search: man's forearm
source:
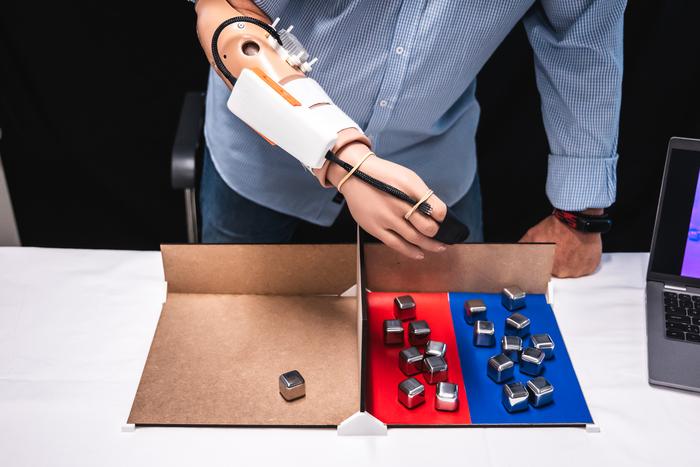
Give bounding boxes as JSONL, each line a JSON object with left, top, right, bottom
{"left": 523, "top": 0, "right": 626, "bottom": 211}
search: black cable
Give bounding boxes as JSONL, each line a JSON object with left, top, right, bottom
{"left": 211, "top": 16, "right": 283, "bottom": 87}
{"left": 325, "top": 152, "right": 433, "bottom": 217}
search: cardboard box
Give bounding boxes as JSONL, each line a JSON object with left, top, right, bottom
{"left": 128, "top": 244, "right": 362, "bottom": 427}
{"left": 128, "top": 238, "right": 592, "bottom": 433}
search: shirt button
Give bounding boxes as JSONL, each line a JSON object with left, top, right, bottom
{"left": 395, "top": 46, "right": 404, "bottom": 55}
{"left": 379, "top": 100, "right": 388, "bottom": 107}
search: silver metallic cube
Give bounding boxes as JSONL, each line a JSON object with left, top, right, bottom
{"left": 424, "top": 340, "right": 447, "bottom": 359}
{"left": 530, "top": 333, "right": 555, "bottom": 360}
{"left": 526, "top": 376, "right": 554, "bottom": 407}
{"left": 473, "top": 320, "right": 496, "bottom": 347}
{"left": 502, "top": 382, "right": 529, "bottom": 413}
{"left": 464, "top": 299, "right": 487, "bottom": 325}
{"left": 399, "top": 346, "right": 424, "bottom": 375}
{"left": 383, "top": 319, "right": 404, "bottom": 345}
{"left": 520, "top": 347, "right": 545, "bottom": 376}
{"left": 423, "top": 355, "right": 448, "bottom": 384}
{"left": 279, "top": 370, "right": 305, "bottom": 401}
{"left": 435, "top": 382, "right": 459, "bottom": 411}
{"left": 501, "top": 335, "right": 523, "bottom": 362}
{"left": 487, "top": 353, "right": 515, "bottom": 383}
{"left": 394, "top": 295, "right": 416, "bottom": 321}
{"left": 398, "top": 377, "right": 426, "bottom": 409}
{"left": 408, "top": 320, "right": 431, "bottom": 346}
{"left": 502, "top": 286, "right": 526, "bottom": 311}
{"left": 504, "top": 312, "right": 531, "bottom": 338}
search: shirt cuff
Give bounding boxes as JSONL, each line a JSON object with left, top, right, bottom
{"left": 253, "top": 0, "right": 290, "bottom": 20}
{"left": 546, "top": 153, "right": 618, "bottom": 211}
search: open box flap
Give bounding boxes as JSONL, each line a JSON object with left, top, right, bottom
{"left": 363, "top": 243, "right": 555, "bottom": 294}
{"left": 161, "top": 243, "right": 356, "bottom": 295}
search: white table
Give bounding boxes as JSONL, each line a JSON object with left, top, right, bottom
{"left": 0, "top": 247, "right": 697, "bottom": 467}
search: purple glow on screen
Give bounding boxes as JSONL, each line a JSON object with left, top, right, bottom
{"left": 681, "top": 170, "right": 700, "bottom": 279}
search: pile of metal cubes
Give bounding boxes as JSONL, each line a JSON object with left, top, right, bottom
{"left": 467, "top": 286, "right": 556, "bottom": 412}
{"left": 386, "top": 295, "right": 459, "bottom": 412}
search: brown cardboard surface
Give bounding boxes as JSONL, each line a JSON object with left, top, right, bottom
{"left": 364, "top": 243, "right": 555, "bottom": 294}
{"left": 161, "top": 244, "right": 356, "bottom": 295}
{"left": 128, "top": 293, "right": 359, "bottom": 426}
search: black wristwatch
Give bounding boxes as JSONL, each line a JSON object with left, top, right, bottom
{"left": 553, "top": 208, "right": 612, "bottom": 234}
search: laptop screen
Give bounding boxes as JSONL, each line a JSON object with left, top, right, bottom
{"left": 681, "top": 172, "right": 700, "bottom": 278}
{"left": 649, "top": 145, "right": 700, "bottom": 283}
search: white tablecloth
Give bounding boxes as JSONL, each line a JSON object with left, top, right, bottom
{"left": 0, "top": 247, "right": 697, "bottom": 467}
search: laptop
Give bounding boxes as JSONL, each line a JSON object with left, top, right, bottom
{"left": 647, "top": 137, "right": 700, "bottom": 392}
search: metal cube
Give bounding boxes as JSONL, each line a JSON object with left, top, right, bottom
{"left": 398, "top": 377, "right": 426, "bottom": 409}
{"left": 526, "top": 376, "right": 554, "bottom": 407}
{"left": 502, "top": 382, "right": 529, "bottom": 413}
{"left": 423, "top": 355, "right": 448, "bottom": 384}
{"left": 501, "top": 335, "right": 523, "bottom": 362}
{"left": 530, "top": 333, "right": 555, "bottom": 360}
{"left": 473, "top": 320, "right": 496, "bottom": 347}
{"left": 487, "top": 353, "right": 515, "bottom": 383}
{"left": 394, "top": 295, "right": 416, "bottom": 321}
{"left": 520, "top": 347, "right": 545, "bottom": 376}
{"left": 504, "top": 312, "right": 531, "bottom": 338}
{"left": 279, "top": 370, "right": 305, "bottom": 401}
{"left": 383, "top": 319, "right": 404, "bottom": 345}
{"left": 424, "top": 340, "right": 447, "bottom": 359}
{"left": 408, "top": 320, "right": 431, "bottom": 346}
{"left": 502, "top": 286, "right": 526, "bottom": 311}
{"left": 435, "top": 382, "right": 459, "bottom": 411}
{"left": 399, "top": 346, "right": 424, "bottom": 376}
{"left": 464, "top": 299, "right": 487, "bottom": 325}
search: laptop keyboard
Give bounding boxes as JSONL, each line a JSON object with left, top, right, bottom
{"left": 664, "top": 291, "right": 700, "bottom": 343}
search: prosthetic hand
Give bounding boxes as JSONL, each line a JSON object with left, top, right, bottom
{"left": 329, "top": 142, "right": 449, "bottom": 258}
{"left": 194, "top": 0, "right": 470, "bottom": 254}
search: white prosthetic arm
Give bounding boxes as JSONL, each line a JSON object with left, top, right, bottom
{"left": 209, "top": 15, "right": 362, "bottom": 170}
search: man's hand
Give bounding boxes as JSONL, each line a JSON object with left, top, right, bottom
{"left": 519, "top": 211, "right": 603, "bottom": 278}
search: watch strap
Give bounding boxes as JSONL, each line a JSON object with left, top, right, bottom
{"left": 553, "top": 208, "right": 612, "bottom": 234}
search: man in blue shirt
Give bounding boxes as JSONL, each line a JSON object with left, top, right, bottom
{"left": 196, "top": 0, "right": 625, "bottom": 278}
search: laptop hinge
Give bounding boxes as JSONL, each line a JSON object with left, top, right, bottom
{"left": 664, "top": 284, "right": 687, "bottom": 291}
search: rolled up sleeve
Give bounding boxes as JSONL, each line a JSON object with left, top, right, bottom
{"left": 523, "top": 0, "right": 626, "bottom": 210}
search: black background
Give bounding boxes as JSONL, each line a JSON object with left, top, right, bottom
{"left": 1, "top": 1, "right": 699, "bottom": 251}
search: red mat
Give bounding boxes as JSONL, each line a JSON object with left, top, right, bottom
{"left": 365, "top": 292, "right": 471, "bottom": 425}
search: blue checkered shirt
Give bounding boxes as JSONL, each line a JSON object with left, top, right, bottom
{"left": 204, "top": 0, "right": 625, "bottom": 226}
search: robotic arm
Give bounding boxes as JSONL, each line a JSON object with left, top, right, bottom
{"left": 196, "top": 0, "right": 363, "bottom": 170}
{"left": 194, "top": 0, "right": 469, "bottom": 244}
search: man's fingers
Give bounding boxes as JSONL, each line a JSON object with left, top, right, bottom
{"left": 376, "top": 229, "right": 425, "bottom": 260}
{"left": 392, "top": 220, "right": 447, "bottom": 253}
{"left": 519, "top": 228, "right": 536, "bottom": 243}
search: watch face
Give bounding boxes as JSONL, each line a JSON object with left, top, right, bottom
{"left": 582, "top": 218, "right": 612, "bottom": 233}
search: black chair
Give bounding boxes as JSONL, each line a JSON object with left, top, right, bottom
{"left": 171, "top": 92, "right": 206, "bottom": 243}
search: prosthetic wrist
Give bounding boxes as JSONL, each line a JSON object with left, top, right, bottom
{"left": 211, "top": 16, "right": 361, "bottom": 170}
